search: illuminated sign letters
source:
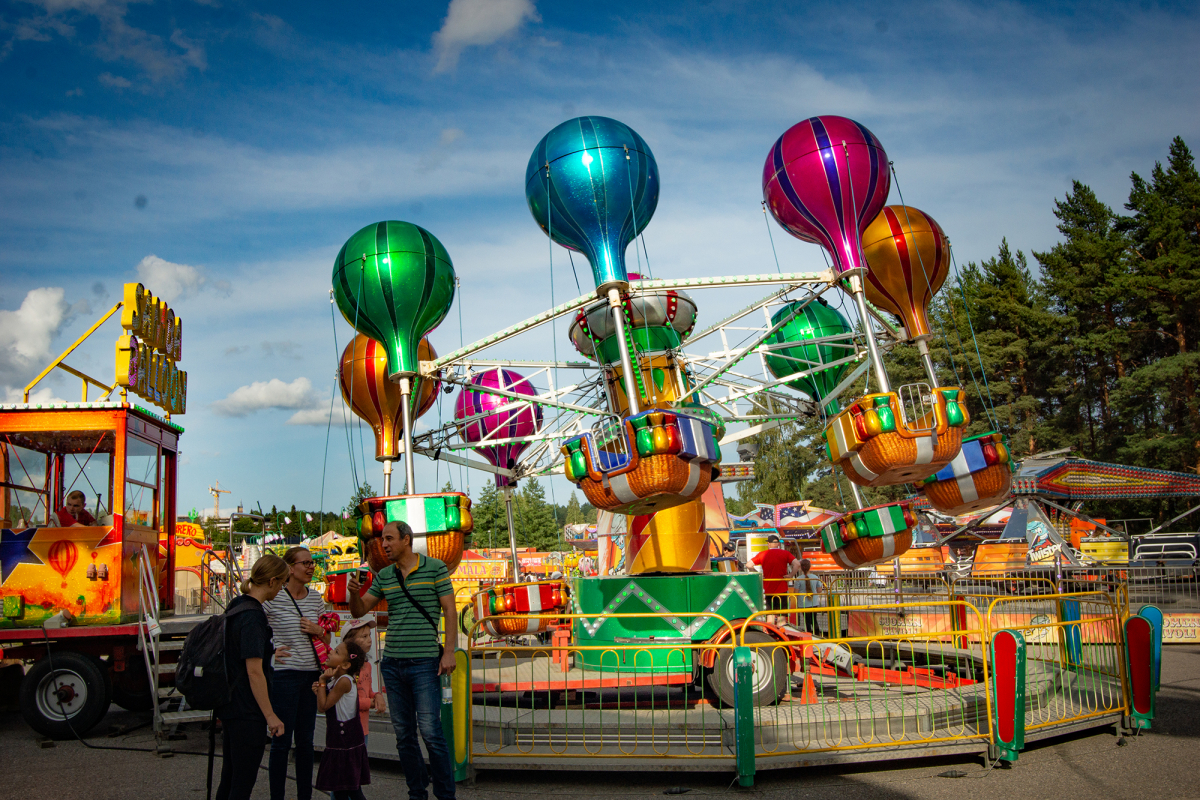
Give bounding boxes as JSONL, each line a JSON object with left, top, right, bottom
{"left": 115, "top": 283, "right": 187, "bottom": 415}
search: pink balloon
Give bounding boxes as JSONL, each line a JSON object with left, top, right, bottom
{"left": 763, "top": 115, "right": 890, "bottom": 275}
{"left": 454, "top": 368, "right": 543, "bottom": 488}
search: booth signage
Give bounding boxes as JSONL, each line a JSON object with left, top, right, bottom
{"left": 115, "top": 282, "right": 187, "bottom": 414}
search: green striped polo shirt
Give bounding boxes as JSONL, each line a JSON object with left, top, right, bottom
{"left": 367, "top": 555, "right": 452, "bottom": 659}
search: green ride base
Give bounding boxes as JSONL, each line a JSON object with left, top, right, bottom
{"left": 570, "top": 572, "right": 763, "bottom": 673}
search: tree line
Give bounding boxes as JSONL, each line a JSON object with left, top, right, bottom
{"left": 202, "top": 479, "right": 597, "bottom": 551}
{"left": 732, "top": 137, "right": 1199, "bottom": 528}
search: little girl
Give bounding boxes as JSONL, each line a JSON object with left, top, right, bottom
{"left": 312, "top": 640, "right": 371, "bottom": 800}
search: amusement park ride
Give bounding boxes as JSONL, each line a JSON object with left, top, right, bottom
{"left": 1, "top": 112, "right": 1195, "bottom": 748}
{"left": 321, "top": 113, "right": 1031, "bottom": 700}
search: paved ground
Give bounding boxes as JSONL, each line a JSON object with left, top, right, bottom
{"left": 3, "top": 645, "right": 1199, "bottom": 800}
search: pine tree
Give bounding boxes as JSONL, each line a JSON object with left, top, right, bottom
{"left": 1118, "top": 136, "right": 1200, "bottom": 474}
{"left": 471, "top": 482, "right": 506, "bottom": 550}
{"left": 564, "top": 492, "right": 587, "bottom": 525}
{"left": 514, "top": 479, "right": 560, "bottom": 550}
{"left": 1033, "top": 181, "right": 1133, "bottom": 457}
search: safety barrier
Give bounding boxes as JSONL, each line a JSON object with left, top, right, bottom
{"left": 738, "top": 601, "right": 993, "bottom": 761}
{"left": 460, "top": 587, "right": 1140, "bottom": 782}
{"left": 468, "top": 613, "right": 739, "bottom": 763}
{"left": 986, "top": 592, "right": 1128, "bottom": 733}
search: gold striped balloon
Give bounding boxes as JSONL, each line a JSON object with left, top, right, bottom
{"left": 339, "top": 334, "right": 439, "bottom": 461}
{"left": 861, "top": 205, "right": 950, "bottom": 341}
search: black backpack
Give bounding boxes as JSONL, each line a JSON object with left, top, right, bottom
{"left": 175, "top": 602, "right": 261, "bottom": 711}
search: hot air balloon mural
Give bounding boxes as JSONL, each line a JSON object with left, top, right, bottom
{"left": 763, "top": 297, "right": 857, "bottom": 416}
{"left": 455, "top": 368, "right": 543, "bottom": 578}
{"left": 339, "top": 334, "right": 440, "bottom": 495}
{"left": 859, "top": 205, "right": 1012, "bottom": 512}
{"left": 48, "top": 539, "right": 78, "bottom": 588}
{"left": 332, "top": 220, "right": 456, "bottom": 494}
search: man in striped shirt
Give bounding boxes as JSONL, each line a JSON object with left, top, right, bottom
{"left": 348, "top": 521, "right": 457, "bottom": 800}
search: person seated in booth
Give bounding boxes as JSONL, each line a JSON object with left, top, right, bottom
{"left": 51, "top": 490, "right": 97, "bottom": 527}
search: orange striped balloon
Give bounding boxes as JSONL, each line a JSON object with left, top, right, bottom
{"left": 339, "top": 334, "right": 439, "bottom": 461}
{"left": 861, "top": 205, "right": 950, "bottom": 341}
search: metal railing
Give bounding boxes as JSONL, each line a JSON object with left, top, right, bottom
{"left": 738, "top": 600, "right": 992, "bottom": 758}
{"left": 198, "top": 548, "right": 241, "bottom": 614}
{"left": 985, "top": 592, "right": 1127, "bottom": 731}
{"left": 456, "top": 582, "right": 1141, "bottom": 777}
{"left": 134, "top": 544, "right": 165, "bottom": 735}
{"left": 468, "top": 613, "right": 738, "bottom": 761}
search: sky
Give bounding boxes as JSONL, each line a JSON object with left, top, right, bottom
{"left": 1, "top": 0, "right": 1197, "bottom": 521}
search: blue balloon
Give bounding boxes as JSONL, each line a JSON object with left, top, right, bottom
{"left": 526, "top": 116, "right": 659, "bottom": 295}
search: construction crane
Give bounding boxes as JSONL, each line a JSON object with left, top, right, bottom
{"left": 208, "top": 481, "right": 231, "bottom": 522}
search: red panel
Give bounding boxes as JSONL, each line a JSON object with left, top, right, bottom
{"left": 994, "top": 631, "right": 1017, "bottom": 743}
{"left": 1127, "top": 617, "right": 1153, "bottom": 715}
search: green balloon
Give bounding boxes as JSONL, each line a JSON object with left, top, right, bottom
{"left": 332, "top": 221, "right": 456, "bottom": 379}
{"left": 764, "top": 298, "right": 854, "bottom": 416}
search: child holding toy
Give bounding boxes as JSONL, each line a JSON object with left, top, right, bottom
{"left": 312, "top": 640, "right": 371, "bottom": 800}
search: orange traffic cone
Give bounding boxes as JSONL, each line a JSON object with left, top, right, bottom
{"left": 798, "top": 669, "right": 819, "bottom": 704}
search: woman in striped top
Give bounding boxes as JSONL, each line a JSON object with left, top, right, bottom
{"left": 264, "top": 546, "right": 329, "bottom": 800}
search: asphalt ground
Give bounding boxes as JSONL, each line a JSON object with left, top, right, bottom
{"left": 2, "top": 645, "right": 1198, "bottom": 800}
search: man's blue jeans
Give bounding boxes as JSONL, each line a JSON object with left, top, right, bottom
{"left": 380, "top": 656, "right": 455, "bottom": 800}
{"left": 268, "top": 668, "right": 320, "bottom": 800}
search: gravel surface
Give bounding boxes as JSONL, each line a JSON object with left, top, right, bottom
{"left": 3, "top": 645, "right": 1197, "bottom": 799}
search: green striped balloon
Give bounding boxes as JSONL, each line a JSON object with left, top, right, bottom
{"left": 332, "top": 221, "right": 456, "bottom": 379}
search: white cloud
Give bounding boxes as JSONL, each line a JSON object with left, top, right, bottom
{"left": 11, "top": 0, "right": 207, "bottom": 84}
{"left": 0, "top": 287, "right": 70, "bottom": 389}
{"left": 135, "top": 254, "right": 205, "bottom": 302}
{"left": 211, "top": 377, "right": 320, "bottom": 417}
{"left": 4, "top": 386, "right": 69, "bottom": 405}
{"left": 433, "top": 0, "right": 539, "bottom": 73}
{"left": 286, "top": 395, "right": 353, "bottom": 427}
{"left": 98, "top": 72, "right": 131, "bottom": 88}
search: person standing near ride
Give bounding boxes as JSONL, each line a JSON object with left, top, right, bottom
{"left": 264, "top": 546, "right": 330, "bottom": 800}
{"left": 793, "top": 559, "right": 824, "bottom": 635}
{"left": 217, "top": 554, "right": 288, "bottom": 800}
{"left": 347, "top": 521, "right": 458, "bottom": 800}
{"left": 751, "top": 534, "right": 800, "bottom": 626}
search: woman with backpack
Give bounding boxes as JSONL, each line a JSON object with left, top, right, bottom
{"left": 217, "top": 554, "right": 289, "bottom": 800}
{"left": 264, "top": 546, "right": 328, "bottom": 800}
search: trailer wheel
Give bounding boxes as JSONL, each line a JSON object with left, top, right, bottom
{"left": 705, "top": 631, "right": 788, "bottom": 708}
{"left": 19, "top": 651, "right": 110, "bottom": 739}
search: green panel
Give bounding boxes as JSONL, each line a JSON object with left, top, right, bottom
{"left": 572, "top": 573, "right": 764, "bottom": 673}
{"left": 385, "top": 496, "right": 449, "bottom": 534}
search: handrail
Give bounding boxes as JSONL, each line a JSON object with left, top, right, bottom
{"left": 23, "top": 300, "right": 123, "bottom": 402}
{"left": 134, "top": 544, "right": 163, "bottom": 735}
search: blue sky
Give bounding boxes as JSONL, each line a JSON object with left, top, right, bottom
{"left": 1, "top": 0, "right": 1197, "bottom": 520}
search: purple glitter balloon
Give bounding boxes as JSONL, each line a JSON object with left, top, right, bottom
{"left": 454, "top": 368, "right": 543, "bottom": 488}
{"left": 762, "top": 115, "right": 890, "bottom": 276}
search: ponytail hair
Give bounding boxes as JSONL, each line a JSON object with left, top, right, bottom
{"left": 342, "top": 639, "right": 367, "bottom": 677}
{"left": 240, "top": 553, "right": 289, "bottom": 594}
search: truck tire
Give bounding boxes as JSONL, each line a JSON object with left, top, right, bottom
{"left": 705, "top": 631, "right": 788, "bottom": 708}
{"left": 19, "top": 651, "right": 110, "bottom": 739}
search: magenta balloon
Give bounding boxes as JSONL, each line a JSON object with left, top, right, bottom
{"left": 762, "top": 115, "right": 890, "bottom": 276}
{"left": 454, "top": 368, "right": 543, "bottom": 488}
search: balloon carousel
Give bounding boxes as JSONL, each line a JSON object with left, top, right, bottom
{"left": 329, "top": 113, "right": 1012, "bottom": 661}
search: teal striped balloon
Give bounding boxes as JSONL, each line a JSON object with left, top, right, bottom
{"left": 332, "top": 221, "right": 456, "bottom": 379}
